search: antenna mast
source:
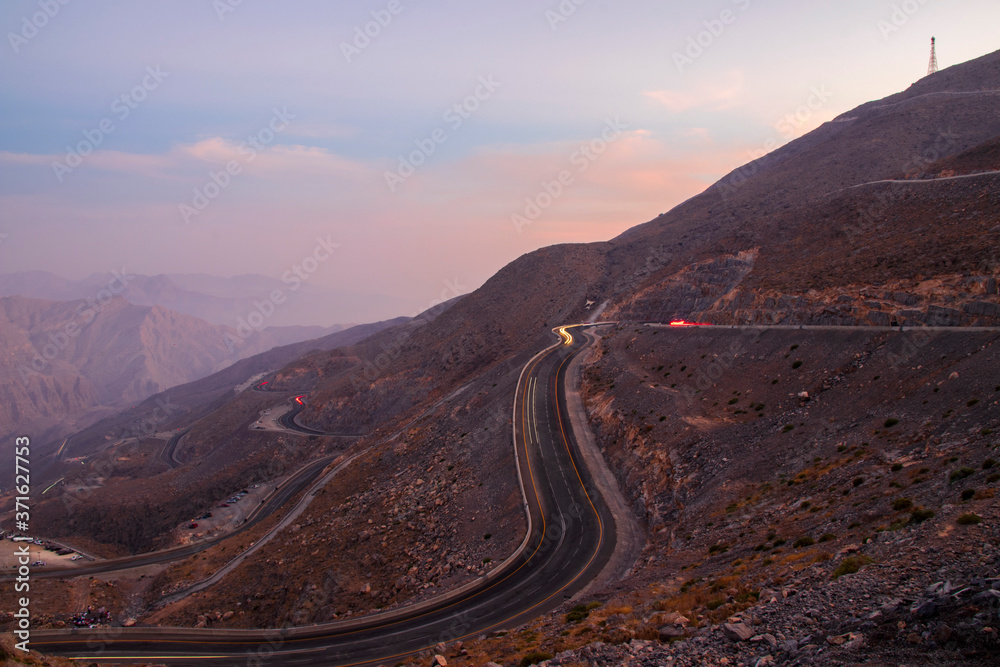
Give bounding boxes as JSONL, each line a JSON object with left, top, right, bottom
{"left": 928, "top": 37, "right": 939, "bottom": 76}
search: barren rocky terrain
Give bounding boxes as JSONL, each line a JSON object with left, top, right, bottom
{"left": 385, "top": 325, "right": 1000, "bottom": 665}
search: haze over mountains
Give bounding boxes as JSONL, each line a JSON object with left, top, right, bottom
{"left": 0, "top": 294, "right": 335, "bottom": 446}
{"left": 0, "top": 270, "right": 407, "bottom": 328}
{"left": 0, "top": 269, "right": 417, "bottom": 448}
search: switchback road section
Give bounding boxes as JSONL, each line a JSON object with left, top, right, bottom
{"left": 32, "top": 324, "right": 621, "bottom": 666}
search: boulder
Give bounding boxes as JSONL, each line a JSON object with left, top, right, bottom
{"left": 661, "top": 611, "right": 691, "bottom": 626}
{"left": 751, "top": 633, "right": 778, "bottom": 650}
{"left": 659, "top": 625, "right": 686, "bottom": 641}
{"left": 722, "top": 622, "right": 754, "bottom": 642}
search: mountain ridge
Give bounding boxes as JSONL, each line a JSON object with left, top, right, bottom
{"left": 0, "top": 270, "right": 406, "bottom": 328}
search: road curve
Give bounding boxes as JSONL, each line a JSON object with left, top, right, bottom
{"left": 277, "top": 397, "right": 365, "bottom": 438}
{"left": 32, "top": 324, "right": 620, "bottom": 666}
{"left": 159, "top": 428, "right": 191, "bottom": 469}
{"left": 14, "top": 454, "right": 339, "bottom": 581}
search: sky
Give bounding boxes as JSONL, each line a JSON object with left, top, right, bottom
{"left": 1, "top": 0, "right": 998, "bottom": 321}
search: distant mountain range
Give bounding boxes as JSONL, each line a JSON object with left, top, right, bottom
{"left": 0, "top": 271, "right": 408, "bottom": 328}
{"left": 0, "top": 293, "right": 351, "bottom": 446}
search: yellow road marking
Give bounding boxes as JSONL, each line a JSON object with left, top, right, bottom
{"left": 42, "top": 326, "right": 607, "bottom": 666}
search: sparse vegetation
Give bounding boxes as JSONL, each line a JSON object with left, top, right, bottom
{"left": 565, "top": 601, "right": 601, "bottom": 624}
{"left": 956, "top": 513, "right": 982, "bottom": 525}
{"left": 832, "top": 555, "right": 874, "bottom": 579}
{"left": 520, "top": 651, "right": 554, "bottom": 667}
{"left": 892, "top": 498, "right": 914, "bottom": 511}
{"left": 950, "top": 467, "right": 976, "bottom": 483}
{"left": 883, "top": 418, "right": 899, "bottom": 428}
{"left": 909, "top": 508, "right": 935, "bottom": 524}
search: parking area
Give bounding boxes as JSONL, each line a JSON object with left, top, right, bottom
{"left": 175, "top": 481, "right": 277, "bottom": 543}
{"left": 0, "top": 537, "right": 89, "bottom": 570}
{"left": 250, "top": 403, "right": 294, "bottom": 432}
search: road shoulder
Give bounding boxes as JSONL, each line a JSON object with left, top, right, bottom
{"left": 565, "top": 328, "right": 646, "bottom": 598}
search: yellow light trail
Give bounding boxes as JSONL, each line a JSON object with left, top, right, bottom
{"left": 42, "top": 478, "right": 64, "bottom": 495}
{"left": 557, "top": 326, "right": 573, "bottom": 346}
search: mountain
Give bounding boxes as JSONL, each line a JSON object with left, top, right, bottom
{"left": 20, "top": 49, "right": 1000, "bottom": 661}
{"left": 0, "top": 271, "right": 408, "bottom": 328}
{"left": 289, "top": 50, "right": 1000, "bottom": 440}
{"left": 0, "top": 294, "right": 346, "bottom": 450}
{"left": 55, "top": 314, "right": 411, "bottom": 464}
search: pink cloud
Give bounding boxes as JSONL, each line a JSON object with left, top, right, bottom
{"left": 645, "top": 70, "right": 745, "bottom": 112}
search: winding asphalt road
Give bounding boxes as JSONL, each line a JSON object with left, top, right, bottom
{"left": 277, "top": 397, "right": 364, "bottom": 438}
{"left": 15, "top": 454, "right": 339, "bottom": 581}
{"left": 31, "top": 324, "right": 619, "bottom": 666}
{"left": 159, "top": 428, "right": 191, "bottom": 469}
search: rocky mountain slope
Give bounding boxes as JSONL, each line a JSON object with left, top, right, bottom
{"left": 20, "top": 316, "right": 407, "bottom": 554}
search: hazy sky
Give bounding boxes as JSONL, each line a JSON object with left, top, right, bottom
{"left": 1, "top": 0, "right": 998, "bottom": 317}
